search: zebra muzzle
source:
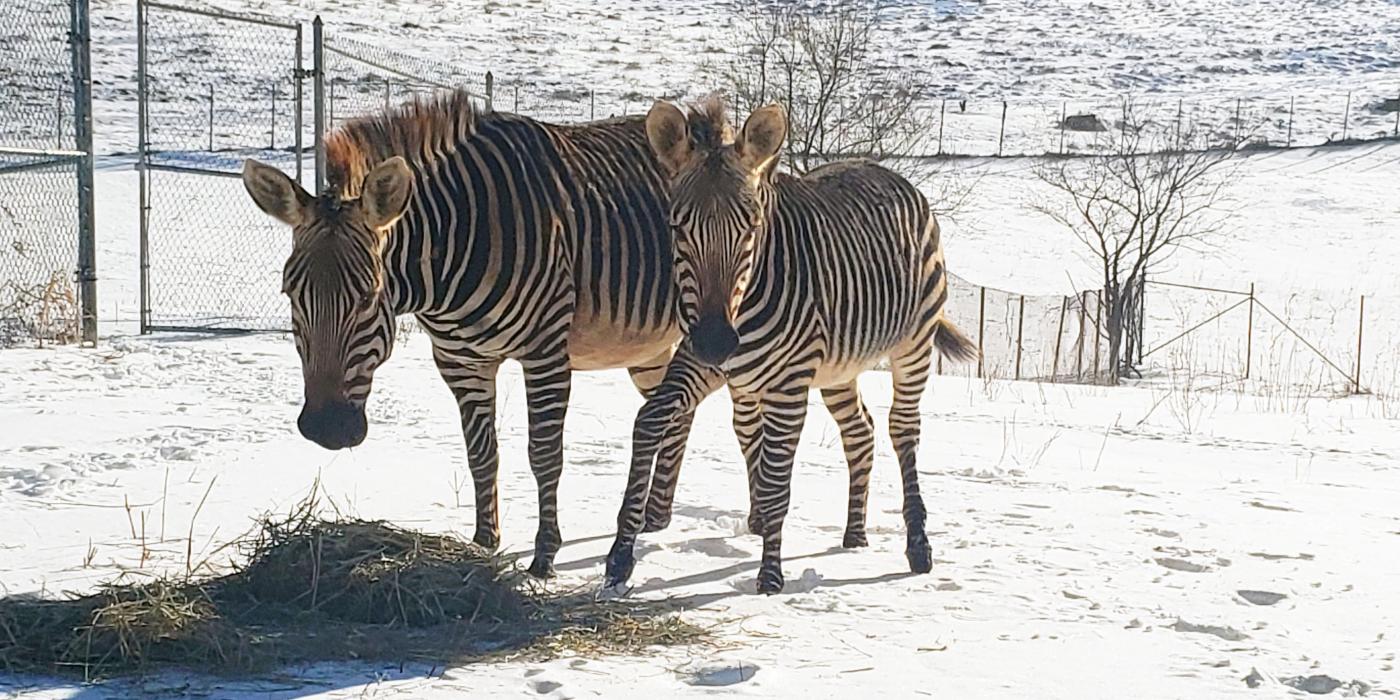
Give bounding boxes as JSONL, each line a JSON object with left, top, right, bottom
{"left": 297, "top": 399, "right": 368, "bottom": 450}
{"left": 690, "top": 313, "right": 739, "bottom": 366}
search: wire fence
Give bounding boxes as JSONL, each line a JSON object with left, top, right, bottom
{"left": 0, "top": 0, "right": 96, "bottom": 347}
{"left": 126, "top": 2, "right": 1400, "bottom": 397}
{"left": 937, "top": 272, "right": 1115, "bottom": 385}
{"left": 1139, "top": 280, "right": 1397, "bottom": 402}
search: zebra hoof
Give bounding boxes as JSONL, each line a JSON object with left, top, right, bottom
{"left": 906, "top": 540, "right": 933, "bottom": 575}
{"left": 642, "top": 513, "right": 672, "bottom": 533}
{"left": 473, "top": 531, "right": 501, "bottom": 552}
{"left": 526, "top": 557, "right": 555, "bottom": 579}
{"left": 842, "top": 530, "right": 868, "bottom": 549}
{"left": 756, "top": 568, "right": 784, "bottom": 595}
{"left": 604, "top": 541, "right": 636, "bottom": 588}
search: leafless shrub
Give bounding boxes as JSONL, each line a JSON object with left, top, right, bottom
{"left": 1033, "top": 101, "right": 1249, "bottom": 381}
{"left": 706, "top": 2, "right": 977, "bottom": 214}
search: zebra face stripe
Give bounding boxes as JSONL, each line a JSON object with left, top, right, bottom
{"left": 669, "top": 159, "right": 766, "bottom": 336}
{"left": 282, "top": 202, "right": 397, "bottom": 449}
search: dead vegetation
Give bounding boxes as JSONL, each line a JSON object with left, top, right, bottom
{"left": 0, "top": 492, "right": 707, "bottom": 681}
{"left": 0, "top": 269, "right": 79, "bottom": 348}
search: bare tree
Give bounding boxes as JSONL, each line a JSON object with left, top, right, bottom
{"left": 706, "top": 2, "right": 976, "bottom": 217}
{"left": 1034, "top": 101, "right": 1244, "bottom": 381}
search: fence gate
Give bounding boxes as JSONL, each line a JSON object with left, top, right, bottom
{"left": 0, "top": 0, "right": 97, "bottom": 346}
{"left": 137, "top": 0, "right": 304, "bottom": 332}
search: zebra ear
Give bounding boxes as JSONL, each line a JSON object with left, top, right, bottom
{"left": 361, "top": 156, "right": 413, "bottom": 231}
{"left": 646, "top": 101, "right": 692, "bottom": 175}
{"left": 737, "top": 104, "right": 786, "bottom": 177}
{"left": 242, "top": 158, "right": 313, "bottom": 227}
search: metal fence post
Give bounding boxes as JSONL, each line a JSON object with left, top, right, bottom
{"left": 270, "top": 81, "right": 277, "bottom": 150}
{"left": 1354, "top": 294, "right": 1365, "bottom": 394}
{"left": 207, "top": 84, "right": 215, "bottom": 152}
{"left": 1245, "top": 283, "right": 1255, "bottom": 380}
{"left": 976, "top": 286, "right": 986, "bottom": 379}
{"left": 1394, "top": 86, "right": 1399, "bottom": 137}
{"left": 312, "top": 16, "right": 325, "bottom": 192}
{"left": 513, "top": 83, "right": 520, "bottom": 113}
{"left": 1014, "top": 294, "right": 1025, "bottom": 380}
{"left": 137, "top": 0, "right": 150, "bottom": 333}
{"left": 484, "top": 71, "right": 493, "bottom": 112}
{"left": 590, "top": 89, "right": 595, "bottom": 121}
{"left": 293, "top": 22, "right": 303, "bottom": 186}
{"left": 70, "top": 0, "right": 97, "bottom": 344}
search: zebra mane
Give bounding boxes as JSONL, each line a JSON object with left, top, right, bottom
{"left": 324, "top": 88, "right": 483, "bottom": 198}
{"left": 685, "top": 94, "right": 733, "bottom": 151}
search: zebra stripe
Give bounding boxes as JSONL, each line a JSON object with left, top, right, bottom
{"left": 606, "top": 99, "right": 977, "bottom": 593}
{"left": 244, "top": 91, "right": 701, "bottom": 577}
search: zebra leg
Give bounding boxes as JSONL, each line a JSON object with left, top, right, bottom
{"left": 820, "top": 382, "right": 876, "bottom": 549}
{"left": 519, "top": 355, "right": 573, "bottom": 578}
{"left": 889, "top": 346, "right": 935, "bottom": 575}
{"left": 626, "top": 352, "right": 701, "bottom": 533}
{"left": 731, "top": 394, "right": 764, "bottom": 536}
{"left": 435, "top": 354, "right": 504, "bottom": 551}
{"left": 605, "top": 349, "right": 725, "bottom": 587}
{"left": 753, "top": 380, "right": 812, "bottom": 595}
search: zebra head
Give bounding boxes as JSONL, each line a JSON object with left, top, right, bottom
{"left": 646, "top": 99, "right": 787, "bottom": 367}
{"left": 241, "top": 157, "right": 413, "bottom": 450}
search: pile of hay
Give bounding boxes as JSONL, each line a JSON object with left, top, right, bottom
{"left": 0, "top": 501, "right": 705, "bottom": 680}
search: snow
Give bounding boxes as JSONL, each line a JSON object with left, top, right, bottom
{"left": 3, "top": 331, "right": 1398, "bottom": 697}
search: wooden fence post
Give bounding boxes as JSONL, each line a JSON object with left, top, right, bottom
{"left": 1076, "top": 290, "right": 1087, "bottom": 380}
{"left": 937, "top": 98, "right": 946, "bottom": 156}
{"left": 1014, "top": 294, "right": 1025, "bottom": 380}
{"left": 1051, "top": 296, "right": 1068, "bottom": 382}
{"left": 1354, "top": 294, "right": 1366, "bottom": 394}
{"left": 1342, "top": 91, "right": 1352, "bottom": 141}
{"left": 1245, "top": 283, "right": 1255, "bottom": 380}
{"left": 1286, "top": 95, "right": 1295, "bottom": 147}
{"left": 977, "top": 286, "right": 987, "bottom": 379}
{"left": 1059, "top": 101, "right": 1067, "bottom": 155}
{"left": 1093, "top": 290, "right": 1103, "bottom": 382}
{"left": 997, "top": 100, "right": 1007, "bottom": 156}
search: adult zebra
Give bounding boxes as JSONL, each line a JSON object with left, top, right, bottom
{"left": 240, "top": 90, "right": 700, "bottom": 576}
{"left": 605, "top": 99, "right": 977, "bottom": 594}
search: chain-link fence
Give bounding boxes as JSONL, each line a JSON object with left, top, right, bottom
{"left": 137, "top": 0, "right": 303, "bottom": 332}
{"left": 0, "top": 0, "right": 96, "bottom": 347}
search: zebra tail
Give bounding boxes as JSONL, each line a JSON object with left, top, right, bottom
{"left": 933, "top": 319, "right": 979, "bottom": 364}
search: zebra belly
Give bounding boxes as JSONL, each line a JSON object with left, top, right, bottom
{"left": 811, "top": 355, "right": 888, "bottom": 389}
{"left": 566, "top": 316, "right": 680, "bottom": 371}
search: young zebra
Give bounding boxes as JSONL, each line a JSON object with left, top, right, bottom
{"left": 605, "top": 99, "right": 976, "bottom": 594}
{"left": 240, "top": 91, "right": 702, "bottom": 577}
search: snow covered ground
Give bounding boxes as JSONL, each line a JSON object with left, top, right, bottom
{"left": 2, "top": 329, "right": 1398, "bottom": 698}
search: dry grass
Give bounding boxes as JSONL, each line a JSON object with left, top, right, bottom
{"left": 0, "top": 495, "right": 707, "bottom": 681}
